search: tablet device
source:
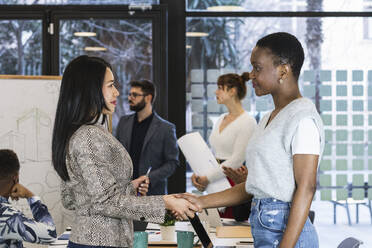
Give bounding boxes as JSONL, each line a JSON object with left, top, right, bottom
{"left": 189, "top": 214, "right": 213, "bottom": 248}
{"left": 198, "top": 208, "right": 223, "bottom": 228}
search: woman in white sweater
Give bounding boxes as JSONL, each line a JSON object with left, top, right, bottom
{"left": 179, "top": 32, "right": 324, "bottom": 248}
{"left": 191, "top": 73, "right": 257, "bottom": 218}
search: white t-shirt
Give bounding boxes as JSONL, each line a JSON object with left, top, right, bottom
{"left": 207, "top": 111, "right": 257, "bottom": 182}
{"left": 291, "top": 117, "right": 320, "bottom": 156}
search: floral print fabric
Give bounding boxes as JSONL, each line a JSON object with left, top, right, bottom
{"left": 0, "top": 196, "right": 57, "bottom": 248}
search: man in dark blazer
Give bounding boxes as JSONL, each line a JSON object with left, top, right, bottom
{"left": 116, "top": 80, "right": 179, "bottom": 195}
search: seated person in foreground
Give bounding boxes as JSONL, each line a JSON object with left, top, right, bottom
{"left": 0, "top": 149, "right": 57, "bottom": 248}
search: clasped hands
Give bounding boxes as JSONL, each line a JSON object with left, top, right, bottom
{"left": 163, "top": 193, "right": 203, "bottom": 220}
{"left": 132, "top": 176, "right": 202, "bottom": 220}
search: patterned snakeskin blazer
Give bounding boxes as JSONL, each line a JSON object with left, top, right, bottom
{"left": 60, "top": 122, "right": 166, "bottom": 247}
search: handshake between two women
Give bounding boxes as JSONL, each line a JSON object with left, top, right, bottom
{"left": 162, "top": 193, "right": 203, "bottom": 221}
{"left": 132, "top": 174, "right": 204, "bottom": 220}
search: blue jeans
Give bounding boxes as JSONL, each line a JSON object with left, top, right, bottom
{"left": 67, "top": 241, "right": 122, "bottom": 248}
{"left": 250, "top": 198, "right": 319, "bottom": 248}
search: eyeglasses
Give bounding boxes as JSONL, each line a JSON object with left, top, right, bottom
{"left": 128, "top": 92, "right": 146, "bottom": 98}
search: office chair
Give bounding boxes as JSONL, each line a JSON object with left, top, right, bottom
{"left": 337, "top": 237, "right": 363, "bottom": 248}
{"left": 309, "top": 210, "right": 315, "bottom": 224}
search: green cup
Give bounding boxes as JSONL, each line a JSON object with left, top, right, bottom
{"left": 133, "top": 231, "right": 148, "bottom": 248}
{"left": 177, "top": 231, "right": 194, "bottom": 248}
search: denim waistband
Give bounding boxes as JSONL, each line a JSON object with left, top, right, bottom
{"left": 252, "top": 198, "right": 291, "bottom": 211}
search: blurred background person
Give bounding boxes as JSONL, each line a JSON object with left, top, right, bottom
{"left": 191, "top": 73, "right": 257, "bottom": 219}
{"left": 116, "top": 79, "right": 179, "bottom": 196}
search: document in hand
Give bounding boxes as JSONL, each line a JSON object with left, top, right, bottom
{"left": 177, "top": 132, "right": 230, "bottom": 194}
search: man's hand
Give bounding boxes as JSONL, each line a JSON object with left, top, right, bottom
{"left": 191, "top": 174, "right": 209, "bottom": 192}
{"left": 10, "top": 183, "right": 34, "bottom": 201}
{"left": 163, "top": 194, "right": 201, "bottom": 220}
{"left": 132, "top": 176, "right": 150, "bottom": 196}
{"left": 222, "top": 165, "right": 248, "bottom": 184}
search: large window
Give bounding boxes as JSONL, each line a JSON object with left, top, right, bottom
{"left": 59, "top": 18, "right": 153, "bottom": 130}
{"left": 186, "top": 0, "right": 368, "bottom": 12}
{"left": 0, "top": 6, "right": 167, "bottom": 131}
{"left": 0, "top": 20, "right": 42, "bottom": 75}
{"left": 186, "top": 2, "right": 372, "bottom": 246}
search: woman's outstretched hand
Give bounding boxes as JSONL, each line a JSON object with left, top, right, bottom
{"left": 191, "top": 173, "right": 209, "bottom": 192}
{"left": 131, "top": 176, "right": 149, "bottom": 196}
{"left": 222, "top": 165, "right": 248, "bottom": 184}
{"left": 163, "top": 194, "right": 202, "bottom": 220}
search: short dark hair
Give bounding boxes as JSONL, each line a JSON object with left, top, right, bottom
{"left": 256, "top": 32, "right": 304, "bottom": 80}
{"left": 0, "top": 149, "right": 20, "bottom": 180}
{"left": 52, "top": 55, "right": 113, "bottom": 181}
{"left": 130, "top": 79, "right": 156, "bottom": 104}
{"left": 217, "top": 73, "right": 248, "bottom": 100}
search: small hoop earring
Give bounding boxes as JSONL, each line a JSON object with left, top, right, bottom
{"left": 279, "top": 79, "right": 283, "bottom": 84}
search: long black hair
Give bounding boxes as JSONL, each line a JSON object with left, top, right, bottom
{"left": 52, "top": 55, "right": 112, "bottom": 181}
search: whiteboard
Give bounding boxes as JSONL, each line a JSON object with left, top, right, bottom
{"left": 0, "top": 75, "right": 73, "bottom": 234}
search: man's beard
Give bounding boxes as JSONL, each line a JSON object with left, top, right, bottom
{"left": 129, "top": 98, "right": 146, "bottom": 112}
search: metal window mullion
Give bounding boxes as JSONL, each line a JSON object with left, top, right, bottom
{"left": 186, "top": 11, "right": 372, "bottom": 18}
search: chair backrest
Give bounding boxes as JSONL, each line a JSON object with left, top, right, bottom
{"left": 337, "top": 237, "right": 363, "bottom": 248}
{"left": 308, "top": 210, "right": 315, "bottom": 224}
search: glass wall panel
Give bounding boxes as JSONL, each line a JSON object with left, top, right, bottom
{"left": 0, "top": 20, "right": 42, "bottom": 75}
{"left": 187, "top": 0, "right": 372, "bottom": 12}
{"left": 186, "top": 16, "right": 372, "bottom": 247}
{"left": 186, "top": 15, "right": 372, "bottom": 211}
{"left": 60, "top": 19, "right": 152, "bottom": 132}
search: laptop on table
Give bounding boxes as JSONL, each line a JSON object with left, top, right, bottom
{"left": 189, "top": 214, "right": 252, "bottom": 248}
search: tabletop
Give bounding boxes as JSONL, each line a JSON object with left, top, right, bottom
{"left": 49, "top": 219, "right": 254, "bottom": 248}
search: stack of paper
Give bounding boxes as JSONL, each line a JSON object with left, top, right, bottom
{"left": 177, "top": 132, "right": 230, "bottom": 194}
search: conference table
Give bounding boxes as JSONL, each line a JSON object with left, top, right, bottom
{"left": 49, "top": 219, "right": 254, "bottom": 248}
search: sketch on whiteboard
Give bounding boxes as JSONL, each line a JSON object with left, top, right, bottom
{"left": 0, "top": 77, "right": 72, "bottom": 234}
{"left": 17, "top": 107, "right": 52, "bottom": 162}
{"left": 0, "top": 130, "right": 26, "bottom": 162}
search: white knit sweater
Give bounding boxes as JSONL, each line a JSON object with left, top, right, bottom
{"left": 208, "top": 111, "right": 257, "bottom": 183}
{"left": 245, "top": 98, "right": 325, "bottom": 202}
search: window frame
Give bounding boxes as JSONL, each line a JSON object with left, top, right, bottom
{"left": 0, "top": 4, "right": 168, "bottom": 118}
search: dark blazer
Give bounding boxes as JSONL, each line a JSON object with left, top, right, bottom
{"left": 116, "top": 112, "right": 179, "bottom": 195}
